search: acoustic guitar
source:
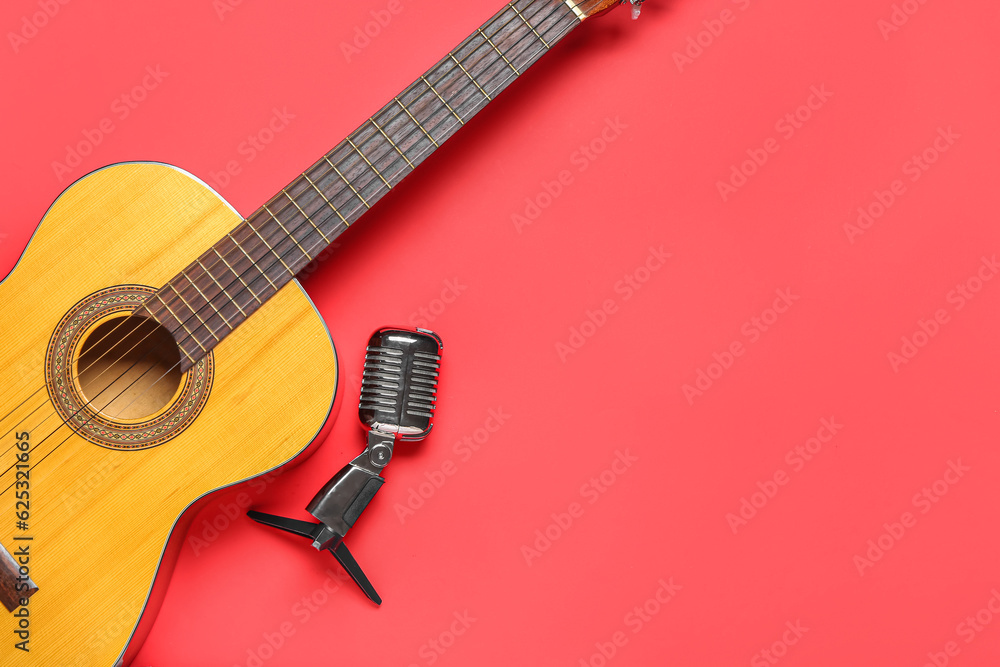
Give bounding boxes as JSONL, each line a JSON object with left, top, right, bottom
{"left": 0, "top": 0, "right": 636, "bottom": 663}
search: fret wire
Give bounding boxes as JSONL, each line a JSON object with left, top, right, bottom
{"left": 170, "top": 284, "right": 221, "bottom": 341}
{"left": 563, "top": 0, "right": 586, "bottom": 21}
{"left": 397, "top": 85, "right": 455, "bottom": 142}
{"left": 316, "top": 142, "right": 392, "bottom": 225}
{"left": 374, "top": 107, "right": 430, "bottom": 165}
{"left": 451, "top": 41, "right": 510, "bottom": 100}
{"left": 324, "top": 109, "right": 428, "bottom": 208}
{"left": 196, "top": 258, "right": 248, "bottom": 318}
{"left": 149, "top": 2, "right": 580, "bottom": 367}
{"left": 212, "top": 247, "right": 263, "bottom": 305}
{"left": 522, "top": 0, "right": 575, "bottom": 41}
{"left": 395, "top": 97, "right": 439, "bottom": 147}
{"left": 228, "top": 231, "right": 279, "bottom": 290}
{"left": 282, "top": 186, "right": 333, "bottom": 244}
{"left": 345, "top": 136, "right": 393, "bottom": 189}
{"left": 489, "top": 0, "right": 543, "bottom": 35}
{"left": 369, "top": 117, "right": 416, "bottom": 169}
{"left": 486, "top": 17, "right": 545, "bottom": 74}
{"left": 482, "top": 4, "right": 530, "bottom": 46}
{"left": 155, "top": 294, "right": 208, "bottom": 352}
{"left": 509, "top": 1, "right": 550, "bottom": 48}
{"left": 435, "top": 62, "right": 484, "bottom": 123}
{"left": 262, "top": 202, "right": 313, "bottom": 263}
{"left": 448, "top": 53, "right": 493, "bottom": 102}
{"left": 477, "top": 27, "right": 521, "bottom": 75}
{"left": 324, "top": 135, "right": 402, "bottom": 216}
{"left": 245, "top": 219, "right": 297, "bottom": 276}
{"left": 142, "top": 295, "right": 168, "bottom": 321}
{"left": 321, "top": 5, "right": 564, "bottom": 230}
{"left": 170, "top": 282, "right": 213, "bottom": 334}
{"left": 301, "top": 173, "right": 350, "bottom": 229}
{"left": 323, "top": 155, "right": 372, "bottom": 209}
{"left": 181, "top": 269, "right": 234, "bottom": 329}
{"left": 173, "top": 338, "right": 199, "bottom": 366}
{"left": 420, "top": 74, "right": 465, "bottom": 125}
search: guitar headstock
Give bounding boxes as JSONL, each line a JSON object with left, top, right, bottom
{"left": 569, "top": 0, "right": 645, "bottom": 21}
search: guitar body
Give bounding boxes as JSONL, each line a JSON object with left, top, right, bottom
{"left": 0, "top": 163, "right": 338, "bottom": 666}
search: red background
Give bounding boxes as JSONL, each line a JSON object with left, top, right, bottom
{"left": 2, "top": 0, "right": 1000, "bottom": 665}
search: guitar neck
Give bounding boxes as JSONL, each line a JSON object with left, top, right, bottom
{"left": 139, "top": 0, "right": 585, "bottom": 371}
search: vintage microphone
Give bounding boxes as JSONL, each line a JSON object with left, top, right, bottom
{"left": 248, "top": 327, "right": 443, "bottom": 604}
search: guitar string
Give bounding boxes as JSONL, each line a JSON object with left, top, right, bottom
{"left": 0, "top": 0, "right": 555, "bottom": 443}
{"left": 0, "top": 0, "right": 564, "bottom": 451}
{"left": 0, "top": 318, "right": 162, "bottom": 446}
{"left": 0, "top": 2, "right": 579, "bottom": 492}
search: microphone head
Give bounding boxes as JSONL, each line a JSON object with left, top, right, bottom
{"left": 359, "top": 327, "right": 443, "bottom": 441}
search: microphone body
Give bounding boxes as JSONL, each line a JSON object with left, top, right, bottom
{"left": 307, "top": 328, "right": 442, "bottom": 542}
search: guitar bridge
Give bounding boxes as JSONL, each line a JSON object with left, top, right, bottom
{"left": 0, "top": 541, "right": 37, "bottom": 613}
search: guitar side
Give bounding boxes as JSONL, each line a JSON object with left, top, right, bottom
{"left": 0, "top": 162, "right": 339, "bottom": 666}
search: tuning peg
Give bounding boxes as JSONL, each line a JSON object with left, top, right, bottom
{"left": 626, "top": 0, "right": 643, "bottom": 20}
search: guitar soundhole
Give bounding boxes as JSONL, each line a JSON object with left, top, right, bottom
{"left": 76, "top": 316, "right": 182, "bottom": 420}
{"left": 46, "top": 284, "right": 214, "bottom": 450}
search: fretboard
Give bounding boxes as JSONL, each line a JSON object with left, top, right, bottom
{"left": 139, "top": 0, "right": 581, "bottom": 371}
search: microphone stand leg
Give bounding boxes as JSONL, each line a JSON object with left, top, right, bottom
{"left": 329, "top": 541, "right": 382, "bottom": 605}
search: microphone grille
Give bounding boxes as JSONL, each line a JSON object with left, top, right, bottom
{"left": 359, "top": 328, "right": 442, "bottom": 440}
{"left": 404, "top": 350, "right": 441, "bottom": 419}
